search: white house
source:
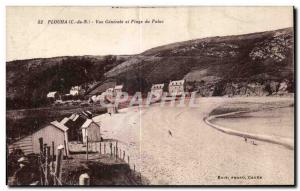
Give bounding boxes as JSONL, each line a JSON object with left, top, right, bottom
{"left": 105, "top": 88, "right": 114, "bottom": 98}
{"left": 70, "top": 86, "right": 82, "bottom": 96}
{"left": 114, "top": 85, "right": 124, "bottom": 96}
{"left": 150, "top": 83, "right": 164, "bottom": 98}
{"left": 168, "top": 80, "right": 185, "bottom": 96}
{"left": 47, "top": 91, "right": 59, "bottom": 99}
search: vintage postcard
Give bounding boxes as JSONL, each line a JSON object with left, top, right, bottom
{"left": 6, "top": 6, "right": 294, "bottom": 186}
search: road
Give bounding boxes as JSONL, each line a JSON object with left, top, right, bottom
{"left": 93, "top": 97, "right": 294, "bottom": 185}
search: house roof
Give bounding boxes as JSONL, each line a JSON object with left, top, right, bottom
{"left": 151, "top": 84, "right": 164, "bottom": 89}
{"left": 11, "top": 120, "right": 68, "bottom": 145}
{"left": 106, "top": 88, "right": 114, "bottom": 92}
{"left": 73, "top": 114, "right": 79, "bottom": 121}
{"left": 60, "top": 117, "right": 70, "bottom": 125}
{"left": 50, "top": 121, "right": 69, "bottom": 132}
{"left": 169, "top": 80, "right": 185, "bottom": 86}
{"left": 64, "top": 114, "right": 86, "bottom": 130}
{"left": 47, "top": 91, "right": 57, "bottom": 98}
{"left": 81, "top": 111, "right": 93, "bottom": 119}
{"left": 69, "top": 114, "right": 76, "bottom": 120}
{"left": 81, "top": 119, "right": 93, "bottom": 129}
{"left": 114, "top": 85, "right": 123, "bottom": 90}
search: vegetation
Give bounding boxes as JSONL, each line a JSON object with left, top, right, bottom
{"left": 7, "top": 28, "right": 293, "bottom": 110}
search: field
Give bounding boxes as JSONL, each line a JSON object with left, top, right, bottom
{"left": 93, "top": 96, "right": 294, "bottom": 185}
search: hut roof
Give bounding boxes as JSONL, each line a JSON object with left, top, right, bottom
{"left": 10, "top": 120, "right": 68, "bottom": 145}
{"left": 50, "top": 121, "right": 69, "bottom": 132}
{"left": 64, "top": 115, "right": 86, "bottom": 130}
{"left": 81, "top": 119, "right": 93, "bottom": 129}
{"left": 60, "top": 117, "right": 69, "bottom": 125}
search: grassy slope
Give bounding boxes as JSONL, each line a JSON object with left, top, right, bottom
{"left": 105, "top": 28, "right": 293, "bottom": 92}
{"left": 6, "top": 28, "right": 294, "bottom": 109}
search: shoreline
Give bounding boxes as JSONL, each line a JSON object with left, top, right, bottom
{"left": 204, "top": 106, "right": 294, "bottom": 150}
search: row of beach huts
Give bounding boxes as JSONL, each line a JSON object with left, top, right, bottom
{"left": 9, "top": 79, "right": 186, "bottom": 156}
{"left": 9, "top": 111, "right": 101, "bottom": 156}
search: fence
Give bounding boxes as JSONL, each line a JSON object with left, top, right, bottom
{"left": 37, "top": 138, "right": 141, "bottom": 185}
{"left": 38, "top": 138, "right": 64, "bottom": 186}
{"left": 85, "top": 137, "right": 142, "bottom": 181}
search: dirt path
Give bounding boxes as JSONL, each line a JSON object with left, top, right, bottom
{"left": 93, "top": 97, "right": 294, "bottom": 185}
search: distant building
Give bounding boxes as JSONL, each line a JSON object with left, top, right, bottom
{"left": 9, "top": 121, "right": 69, "bottom": 156}
{"left": 105, "top": 88, "right": 114, "bottom": 99}
{"left": 168, "top": 80, "right": 185, "bottom": 96}
{"left": 114, "top": 85, "right": 124, "bottom": 96}
{"left": 150, "top": 83, "right": 164, "bottom": 97}
{"left": 70, "top": 86, "right": 83, "bottom": 96}
{"left": 47, "top": 91, "right": 59, "bottom": 100}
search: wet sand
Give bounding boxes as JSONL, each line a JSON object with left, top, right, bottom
{"left": 93, "top": 97, "right": 294, "bottom": 185}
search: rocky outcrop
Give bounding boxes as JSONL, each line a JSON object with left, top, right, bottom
{"left": 197, "top": 80, "right": 292, "bottom": 97}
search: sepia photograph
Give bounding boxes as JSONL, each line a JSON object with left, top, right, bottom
{"left": 6, "top": 6, "right": 294, "bottom": 186}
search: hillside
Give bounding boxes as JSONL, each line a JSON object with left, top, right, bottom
{"left": 6, "top": 27, "right": 294, "bottom": 109}
{"left": 105, "top": 28, "right": 294, "bottom": 95}
{"left": 7, "top": 55, "right": 130, "bottom": 109}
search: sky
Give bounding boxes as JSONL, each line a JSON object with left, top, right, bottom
{"left": 6, "top": 6, "right": 293, "bottom": 61}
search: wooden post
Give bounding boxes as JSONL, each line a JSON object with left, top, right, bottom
{"left": 43, "top": 143, "right": 47, "bottom": 156}
{"left": 99, "top": 142, "right": 101, "bottom": 155}
{"left": 86, "top": 136, "right": 89, "bottom": 161}
{"left": 39, "top": 138, "right": 43, "bottom": 155}
{"left": 116, "top": 141, "right": 118, "bottom": 158}
{"left": 45, "top": 146, "right": 50, "bottom": 185}
{"left": 55, "top": 145, "right": 64, "bottom": 184}
{"left": 52, "top": 141, "right": 55, "bottom": 171}
{"left": 116, "top": 147, "right": 118, "bottom": 159}
{"left": 104, "top": 143, "right": 106, "bottom": 154}
{"left": 64, "top": 140, "right": 68, "bottom": 158}
{"left": 79, "top": 173, "right": 90, "bottom": 185}
{"left": 110, "top": 142, "right": 112, "bottom": 157}
{"left": 38, "top": 155, "right": 44, "bottom": 185}
{"left": 113, "top": 146, "right": 115, "bottom": 158}
{"left": 43, "top": 144, "right": 47, "bottom": 163}
{"left": 123, "top": 151, "right": 125, "bottom": 160}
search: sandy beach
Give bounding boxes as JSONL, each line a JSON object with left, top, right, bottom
{"left": 93, "top": 97, "right": 294, "bottom": 185}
